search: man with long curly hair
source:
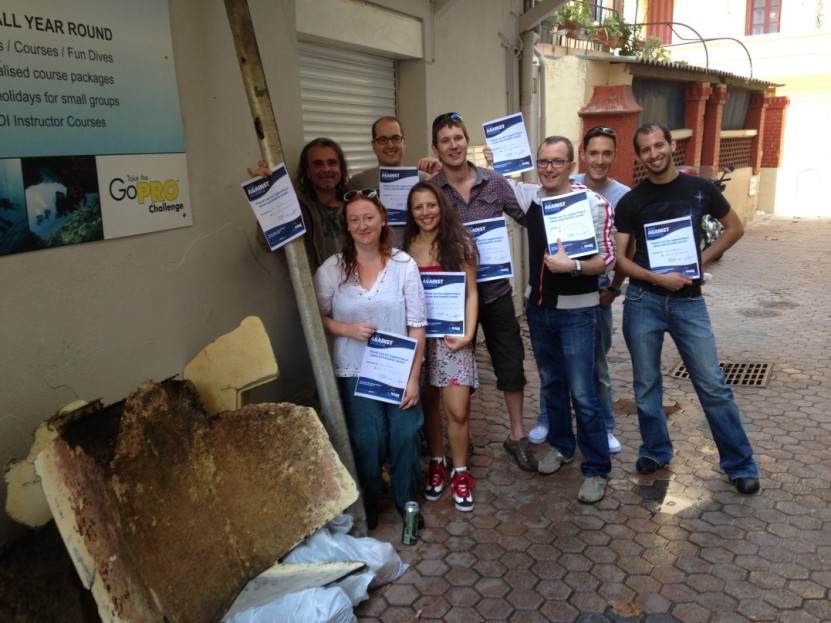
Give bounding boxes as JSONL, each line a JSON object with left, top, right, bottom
{"left": 296, "top": 138, "right": 350, "bottom": 271}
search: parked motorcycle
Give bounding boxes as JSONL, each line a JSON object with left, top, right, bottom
{"left": 677, "top": 165, "right": 734, "bottom": 258}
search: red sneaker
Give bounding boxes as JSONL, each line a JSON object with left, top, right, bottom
{"left": 425, "top": 459, "right": 448, "bottom": 501}
{"left": 451, "top": 470, "right": 475, "bottom": 512}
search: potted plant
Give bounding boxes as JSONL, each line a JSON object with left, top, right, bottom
{"left": 595, "top": 14, "right": 629, "bottom": 49}
{"left": 642, "top": 35, "right": 672, "bottom": 61}
{"left": 551, "top": 2, "right": 595, "bottom": 40}
{"left": 616, "top": 25, "right": 671, "bottom": 60}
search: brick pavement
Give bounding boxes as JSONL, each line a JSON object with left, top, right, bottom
{"left": 356, "top": 215, "right": 831, "bottom": 622}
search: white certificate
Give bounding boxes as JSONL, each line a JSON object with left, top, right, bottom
{"left": 241, "top": 164, "right": 305, "bottom": 251}
{"left": 465, "top": 217, "right": 514, "bottom": 282}
{"left": 354, "top": 331, "right": 418, "bottom": 405}
{"left": 541, "top": 190, "right": 599, "bottom": 258}
{"left": 421, "top": 272, "right": 466, "bottom": 338}
{"left": 644, "top": 216, "right": 701, "bottom": 278}
{"left": 379, "top": 167, "right": 420, "bottom": 225}
{"left": 483, "top": 113, "right": 534, "bottom": 176}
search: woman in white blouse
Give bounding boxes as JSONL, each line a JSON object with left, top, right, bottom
{"left": 314, "top": 189, "right": 427, "bottom": 530}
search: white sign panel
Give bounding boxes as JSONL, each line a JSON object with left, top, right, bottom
{"left": 0, "top": 0, "right": 191, "bottom": 256}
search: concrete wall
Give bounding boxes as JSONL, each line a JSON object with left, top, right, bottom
{"left": 722, "top": 166, "right": 757, "bottom": 224}
{"left": 0, "top": 0, "right": 524, "bottom": 547}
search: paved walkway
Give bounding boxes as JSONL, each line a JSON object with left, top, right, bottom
{"left": 357, "top": 215, "right": 831, "bottom": 622}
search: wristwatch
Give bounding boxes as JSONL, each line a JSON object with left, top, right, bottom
{"left": 607, "top": 286, "right": 621, "bottom": 296}
{"left": 570, "top": 259, "right": 582, "bottom": 277}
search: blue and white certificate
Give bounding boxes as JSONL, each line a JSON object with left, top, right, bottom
{"left": 465, "top": 217, "right": 514, "bottom": 282}
{"left": 541, "top": 190, "right": 599, "bottom": 258}
{"left": 241, "top": 164, "right": 305, "bottom": 251}
{"left": 379, "top": 167, "right": 420, "bottom": 225}
{"left": 355, "top": 331, "right": 418, "bottom": 405}
{"left": 644, "top": 216, "right": 700, "bottom": 278}
{"left": 421, "top": 272, "right": 466, "bottom": 338}
{"left": 483, "top": 113, "right": 534, "bottom": 176}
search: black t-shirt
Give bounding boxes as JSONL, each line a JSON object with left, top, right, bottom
{"left": 615, "top": 172, "right": 730, "bottom": 296}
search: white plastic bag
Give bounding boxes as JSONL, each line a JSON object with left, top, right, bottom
{"left": 283, "top": 517, "right": 409, "bottom": 588}
{"left": 225, "top": 586, "right": 355, "bottom": 623}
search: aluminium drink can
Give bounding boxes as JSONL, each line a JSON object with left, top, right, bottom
{"left": 401, "top": 500, "right": 419, "bottom": 545}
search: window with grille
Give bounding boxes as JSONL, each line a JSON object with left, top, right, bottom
{"left": 719, "top": 136, "right": 753, "bottom": 170}
{"left": 746, "top": 0, "right": 781, "bottom": 35}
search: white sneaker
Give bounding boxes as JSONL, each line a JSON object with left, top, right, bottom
{"left": 577, "top": 476, "right": 607, "bottom": 504}
{"left": 528, "top": 425, "right": 548, "bottom": 445}
{"left": 607, "top": 432, "right": 622, "bottom": 454}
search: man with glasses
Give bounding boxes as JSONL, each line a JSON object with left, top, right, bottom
{"left": 349, "top": 116, "right": 430, "bottom": 191}
{"left": 429, "top": 112, "right": 538, "bottom": 473}
{"left": 614, "top": 123, "right": 760, "bottom": 495}
{"left": 525, "top": 136, "right": 615, "bottom": 503}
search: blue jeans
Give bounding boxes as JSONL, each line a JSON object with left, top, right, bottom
{"left": 535, "top": 305, "right": 615, "bottom": 433}
{"left": 338, "top": 377, "right": 424, "bottom": 511}
{"left": 596, "top": 304, "right": 616, "bottom": 431}
{"left": 621, "top": 284, "right": 758, "bottom": 479}
{"left": 527, "top": 303, "right": 611, "bottom": 478}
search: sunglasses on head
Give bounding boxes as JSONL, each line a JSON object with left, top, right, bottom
{"left": 584, "top": 126, "right": 616, "bottom": 139}
{"left": 343, "top": 188, "right": 378, "bottom": 202}
{"left": 432, "top": 112, "right": 464, "bottom": 131}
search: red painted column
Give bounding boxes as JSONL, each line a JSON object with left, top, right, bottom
{"left": 761, "top": 95, "right": 789, "bottom": 169}
{"left": 745, "top": 91, "right": 770, "bottom": 175}
{"left": 578, "top": 85, "right": 644, "bottom": 188}
{"left": 701, "top": 84, "right": 729, "bottom": 168}
{"left": 684, "top": 82, "right": 712, "bottom": 168}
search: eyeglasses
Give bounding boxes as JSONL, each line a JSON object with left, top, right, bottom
{"left": 343, "top": 188, "right": 378, "bottom": 202}
{"left": 432, "top": 112, "right": 464, "bottom": 131}
{"left": 536, "top": 158, "right": 570, "bottom": 170}
{"left": 373, "top": 135, "right": 404, "bottom": 146}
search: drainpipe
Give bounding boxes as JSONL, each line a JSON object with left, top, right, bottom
{"left": 500, "top": 32, "right": 521, "bottom": 117}
{"left": 533, "top": 45, "right": 547, "bottom": 150}
{"left": 520, "top": 29, "right": 538, "bottom": 170}
{"left": 223, "top": 0, "right": 366, "bottom": 536}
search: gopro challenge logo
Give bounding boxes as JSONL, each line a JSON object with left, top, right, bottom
{"left": 109, "top": 177, "right": 180, "bottom": 205}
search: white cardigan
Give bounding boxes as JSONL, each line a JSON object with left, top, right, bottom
{"left": 314, "top": 249, "right": 427, "bottom": 377}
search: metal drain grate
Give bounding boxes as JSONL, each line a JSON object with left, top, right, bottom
{"left": 670, "top": 362, "right": 773, "bottom": 387}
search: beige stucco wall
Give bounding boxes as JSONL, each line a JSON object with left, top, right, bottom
{"left": 0, "top": 0, "right": 526, "bottom": 547}
{"left": 722, "top": 167, "right": 757, "bottom": 225}
{"left": 669, "top": 22, "right": 831, "bottom": 217}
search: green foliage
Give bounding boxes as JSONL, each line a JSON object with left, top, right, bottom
{"left": 600, "top": 14, "right": 628, "bottom": 38}
{"left": 550, "top": 1, "right": 595, "bottom": 32}
{"left": 642, "top": 35, "right": 672, "bottom": 61}
{"left": 618, "top": 25, "right": 672, "bottom": 61}
{"left": 42, "top": 204, "right": 104, "bottom": 248}
{"left": 595, "top": 14, "right": 630, "bottom": 48}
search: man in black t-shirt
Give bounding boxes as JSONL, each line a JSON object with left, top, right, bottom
{"left": 614, "top": 123, "right": 760, "bottom": 495}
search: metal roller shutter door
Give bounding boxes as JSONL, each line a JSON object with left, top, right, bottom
{"left": 298, "top": 41, "right": 396, "bottom": 177}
